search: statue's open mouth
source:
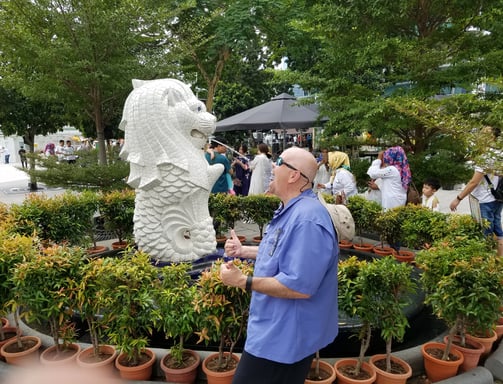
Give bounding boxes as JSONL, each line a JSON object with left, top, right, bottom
{"left": 191, "top": 129, "right": 206, "bottom": 139}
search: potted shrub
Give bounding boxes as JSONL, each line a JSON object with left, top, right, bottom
{"left": 99, "top": 189, "right": 135, "bottom": 249}
{"left": 193, "top": 258, "right": 253, "bottom": 383}
{"left": 366, "top": 256, "right": 416, "bottom": 384}
{"left": 415, "top": 237, "right": 503, "bottom": 380}
{"left": 75, "top": 257, "right": 118, "bottom": 373}
{"left": 10, "top": 245, "right": 85, "bottom": 363}
{"left": 98, "top": 249, "right": 161, "bottom": 380}
{"left": 373, "top": 208, "right": 401, "bottom": 255}
{"left": 156, "top": 262, "right": 200, "bottom": 384}
{"left": 346, "top": 195, "right": 381, "bottom": 250}
{"left": 208, "top": 192, "right": 232, "bottom": 242}
{"left": 241, "top": 194, "right": 280, "bottom": 242}
{"left": 335, "top": 256, "right": 376, "bottom": 383}
{"left": 0, "top": 221, "right": 38, "bottom": 354}
{"left": 9, "top": 192, "right": 100, "bottom": 247}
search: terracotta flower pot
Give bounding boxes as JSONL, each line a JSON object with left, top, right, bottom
{"left": 0, "top": 327, "right": 18, "bottom": 360}
{"left": 237, "top": 235, "right": 247, "bottom": 244}
{"left": 0, "top": 335, "right": 42, "bottom": 366}
{"left": 369, "top": 354, "right": 412, "bottom": 384}
{"left": 115, "top": 348, "right": 156, "bottom": 381}
{"left": 352, "top": 243, "right": 373, "bottom": 252}
{"left": 305, "top": 359, "right": 336, "bottom": 384}
{"left": 443, "top": 335, "right": 484, "bottom": 372}
{"left": 252, "top": 236, "right": 262, "bottom": 243}
{"left": 1, "top": 317, "right": 10, "bottom": 329}
{"left": 466, "top": 330, "right": 497, "bottom": 358}
{"left": 112, "top": 240, "right": 129, "bottom": 250}
{"left": 339, "top": 240, "right": 354, "bottom": 249}
{"left": 160, "top": 349, "right": 201, "bottom": 384}
{"left": 496, "top": 322, "right": 503, "bottom": 341}
{"left": 394, "top": 250, "right": 415, "bottom": 263}
{"left": 40, "top": 343, "right": 81, "bottom": 366}
{"left": 333, "top": 358, "right": 376, "bottom": 384}
{"left": 202, "top": 352, "right": 240, "bottom": 384}
{"left": 421, "top": 341, "right": 464, "bottom": 382}
{"left": 373, "top": 245, "right": 395, "bottom": 256}
{"left": 87, "top": 245, "right": 109, "bottom": 255}
{"left": 76, "top": 345, "right": 118, "bottom": 377}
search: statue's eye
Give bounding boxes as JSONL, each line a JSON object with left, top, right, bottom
{"left": 197, "top": 106, "right": 202, "bottom": 112}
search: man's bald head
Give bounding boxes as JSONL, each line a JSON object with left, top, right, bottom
{"left": 281, "top": 147, "right": 318, "bottom": 183}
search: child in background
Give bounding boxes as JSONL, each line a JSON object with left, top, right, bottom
{"left": 422, "top": 178, "right": 441, "bottom": 211}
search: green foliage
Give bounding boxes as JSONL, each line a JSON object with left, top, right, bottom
{"left": 350, "top": 157, "right": 373, "bottom": 192}
{"left": 28, "top": 150, "right": 130, "bottom": 191}
{"left": 99, "top": 189, "right": 135, "bottom": 244}
{"left": 156, "top": 263, "right": 197, "bottom": 367}
{"left": 346, "top": 195, "right": 381, "bottom": 243}
{"left": 9, "top": 191, "right": 99, "bottom": 246}
{"left": 408, "top": 148, "right": 472, "bottom": 189}
{"left": 193, "top": 259, "right": 253, "bottom": 371}
{"left": 99, "top": 249, "right": 162, "bottom": 366}
{"left": 12, "top": 245, "right": 85, "bottom": 353}
{"left": 76, "top": 257, "right": 111, "bottom": 357}
{"left": 0, "top": 225, "right": 38, "bottom": 339}
{"left": 415, "top": 238, "right": 503, "bottom": 359}
{"left": 361, "top": 257, "right": 416, "bottom": 372}
{"left": 241, "top": 194, "right": 281, "bottom": 238}
{"left": 337, "top": 256, "right": 373, "bottom": 375}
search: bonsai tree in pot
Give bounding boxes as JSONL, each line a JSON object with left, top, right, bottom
{"left": 335, "top": 256, "right": 376, "bottom": 381}
{"left": 99, "top": 189, "right": 135, "bottom": 248}
{"left": 241, "top": 195, "right": 280, "bottom": 241}
{"left": 0, "top": 221, "right": 38, "bottom": 347}
{"left": 11, "top": 244, "right": 85, "bottom": 360}
{"left": 415, "top": 237, "right": 503, "bottom": 377}
{"left": 156, "top": 262, "right": 200, "bottom": 383}
{"left": 346, "top": 195, "right": 381, "bottom": 247}
{"left": 193, "top": 258, "right": 253, "bottom": 374}
{"left": 75, "top": 256, "right": 118, "bottom": 366}
{"left": 365, "top": 256, "right": 416, "bottom": 382}
{"left": 98, "top": 249, "right": 161, "bottom": 380}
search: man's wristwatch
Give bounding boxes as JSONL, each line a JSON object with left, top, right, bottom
{"left": 456, "top": 195, "right": 463, "bottom": 201}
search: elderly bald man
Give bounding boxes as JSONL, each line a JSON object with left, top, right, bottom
{"left": 220, "top": 147, "right": 339, "bottom": 384}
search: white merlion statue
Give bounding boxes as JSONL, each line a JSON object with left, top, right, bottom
{"left": 119, "top": 78, "right": 223, "bottom": 262}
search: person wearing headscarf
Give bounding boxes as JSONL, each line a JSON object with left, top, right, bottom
{"left": 317, "top": 151, "right": 357, "bottom": 203}
{"left": 367, "top": 146, "right": 411, "bottom": 210}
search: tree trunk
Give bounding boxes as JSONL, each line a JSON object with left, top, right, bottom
{"left": 25, "top": 129, "right": 39, "bottom": 191}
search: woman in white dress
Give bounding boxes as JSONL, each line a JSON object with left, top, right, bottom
{"left": 367, "top": 146, "right": 411, "bottom": 210}
{"left": 248, "top": 143, "right": 272, "bottom": 195}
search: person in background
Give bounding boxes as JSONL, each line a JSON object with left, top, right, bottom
{"left": 55, "top": 140, "right": 65, "bottom": 161}
{"left": 64, "top": 140, "right": 77, "bottom": 163}
{"left": 3, "top": 147, "right": 10, "bottom": 164}
{"left": 248, "top": 143, "right": 272, "bottom": 195}
{"left": 18, "top": 146, "right": 27, "bottom": 168}
{"left": 220, "top": 146, "right": 338, "bottom": 384}
{"left": 367, "top": 146, "right": 411, "bottom": 210}
{"left": 44, "top": 142, "right": 56, "bottom": 157}
{"left": 313, "top": 149, "right": 331, "bottom": 193}
{"left": 232, "top": 143, "right": 252, "bottom": 196}
{"left": 365, "top": 178, "right": 382, "bottom": 205}
{"left": 450, "top": 126, "right": 503, "bottom": 256}
{"left": 205, "top": 137, "right": 232, "bottom": 194}
{"left": 422, "top": 178, "right": 441, "bottom": 211}
{"left": 317, "top": 151, "right": 357, "bottom": 204}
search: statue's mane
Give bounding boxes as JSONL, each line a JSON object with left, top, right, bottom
{"left": 119, "top": 79, "right": 208, "bottom": 189}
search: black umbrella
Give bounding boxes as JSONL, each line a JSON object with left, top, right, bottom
{"left": 215, "top": 93, "right": 327, "bottom": 132}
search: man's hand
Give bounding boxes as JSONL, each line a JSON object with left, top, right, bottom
{"left": 224, "top": 229, "right": 242, "bottom": 257}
